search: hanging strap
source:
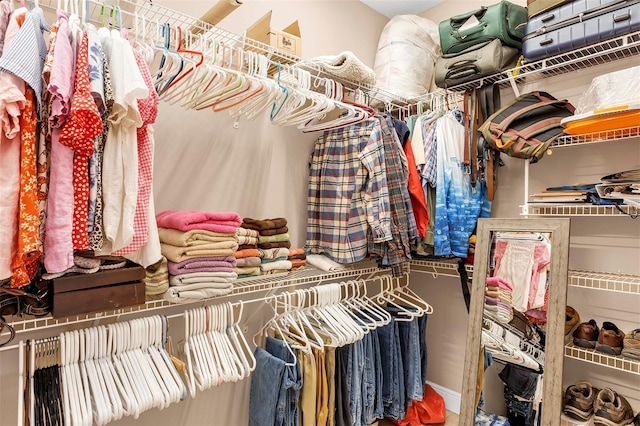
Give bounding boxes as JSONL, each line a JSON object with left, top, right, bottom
{"left": 458, "top": 259, "right": 471, "bottom": 313}
{"left": 480, "top": 84, "right": 501, "bottom": 201}
{"left": 463, "top": 90, "right": 471, "bottom": 171}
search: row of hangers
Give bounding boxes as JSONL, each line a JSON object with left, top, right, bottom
{"left": 26, "top": 0, "right": 400, "bottom": 131}
{"left": 254, "top": 276, "right": 433, "bottom": 367}
{"left": 182, "top": 301, "right": 255, "bottom": 398}
{"left": 482, "top": 314, "right": 544, "bottom": 373}
{"left": 25, "top": 316, "right": 186, "bottom": 426}
{"left": 146, "top": 23, "right": 379, "bottom": 132}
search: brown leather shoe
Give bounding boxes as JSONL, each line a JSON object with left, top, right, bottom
{"left": 573, "top": 319, "right": 600, "bottom": 348}
{"left": 595, "top": 322, "right": 625, "bottom": 355}
{"left": 593, "top": 388, "right": 634, "bottom": 426}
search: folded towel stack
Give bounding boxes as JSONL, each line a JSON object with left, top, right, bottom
{"left": 156, "top": 210, "right": 241, "bottom": 303}
{"left": 234, "top": 248, "right": 262, "bottom": 278}
{"left": 243, "top": 217, "right": 293, "bottom": 275}
{"left": 485, "top": 276, "right": 514, "bottom": 324}
{"left": 144, "top": 256, "right": 169, "bottom": 297}
{"left": 288, "top": 248, "right": 306, "bottom": 271}
{"left": 236, "top": 227, "right": 259, "bottom": 250}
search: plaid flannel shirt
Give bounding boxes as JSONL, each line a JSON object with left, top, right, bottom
{"left": 306, "top": 118, "right": 392, "bottom": 263}
{"left": 368, "top": 115, "right": 417, "bottom": 275}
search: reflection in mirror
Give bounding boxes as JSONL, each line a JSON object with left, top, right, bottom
{"left": 459, "top": 218, "right": 571, "bottom": 426}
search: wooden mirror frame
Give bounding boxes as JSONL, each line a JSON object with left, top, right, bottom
{"left": 459, "top": 218, "right": 571, "bottom": 425}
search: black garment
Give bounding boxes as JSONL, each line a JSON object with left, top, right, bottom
{"left": 498, "top": 364, "right": 540, "bottom": 400}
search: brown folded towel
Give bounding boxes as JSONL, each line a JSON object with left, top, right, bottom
{"left": 258, "top": 241, "right": 291, "bottom": 249}
{"left": 242, "top": 217, "right": 288, "bottom": 232}
{"left": 238, "top": 244, "right": 258, "bottom": 250}
{"left": 288, "top": 253, "right": 306, "bottom": 261}
{"left": 259, "top": 226, "right": 289, "bottom": 236}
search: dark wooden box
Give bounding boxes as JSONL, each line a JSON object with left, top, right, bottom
{"left": 51, "top": 264, "right": 146, "bottom": 318}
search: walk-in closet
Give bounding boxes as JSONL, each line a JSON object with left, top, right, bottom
{"left": 0, "top": 0, "right": 638, "bottom": 425}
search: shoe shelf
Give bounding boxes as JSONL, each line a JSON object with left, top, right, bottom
{"left": 565, "top": 342, "right": 640, "bottom": 375}
{"left": 4, "top": 261, "right": 396, "bottom": 337}
{"left": 560, "top": 414, "right": 593, "bottom": 426}
{"left": 409, "top": 258, "right": 474, "bottom": 278}
{"left": 433, "top": 30, "right": 640, "bottom": 94}
{"left": 523, "top": 203, "right": 638, "bottom": 217}
{"left": 568, "top": 270, "right": 640, "bottom": 295}
{"left": 552, "top": 125, "right": 640, "bottom": 149}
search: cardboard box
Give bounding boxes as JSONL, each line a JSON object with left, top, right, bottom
{"left": 245, "top": 11, "right": 301, "bottom": 57}
{"left": 51, "top": 264, "right": 146, "bottom": 318}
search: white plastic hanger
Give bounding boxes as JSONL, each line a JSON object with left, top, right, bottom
{"left": 226, "top": 301, "right": 257, "bottom": 378}
{"left": 252, "top": 295, "right": 300, "bottom": 366}
{"left": 106, "top": 323, "right": 135, "bottom": 419}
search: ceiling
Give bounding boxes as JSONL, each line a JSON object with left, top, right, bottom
{"left": 359, "top": 0, "right": 446, "bottom": 18}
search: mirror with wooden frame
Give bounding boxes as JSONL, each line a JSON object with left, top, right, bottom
{"left": 459, "top": 218, "right": 571, "bottom": 425}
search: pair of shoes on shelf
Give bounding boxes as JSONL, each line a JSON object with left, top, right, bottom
{"left": 563, "top": 382, "right": 634, "bottom": 425}
{"left": 573, "top": 320, "right": 630, "bottom": 356}
{"left": 621, "top": 328, "right": 640, "bottom": 360}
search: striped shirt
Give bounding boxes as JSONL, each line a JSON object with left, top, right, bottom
{"left": 0, "top": 7, "right": 49, "bottom": 110}
{"left": 306, "top": 118, "right": 392, "bottom": 264}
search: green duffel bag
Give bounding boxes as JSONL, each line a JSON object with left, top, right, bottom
{"left": 439, "top": 0, "right": 528, "bottom": 54}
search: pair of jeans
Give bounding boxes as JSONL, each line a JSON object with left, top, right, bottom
{"left": 370, "top": 328, "right": 384, "bottom": 421}
{"left": 249, "top": 347, "right": 286, "bottom": 426}
{"left": 268, "top": 337, "right": 302, "bottom": 426}
{"left": 345, "top": 339, "right": 364, "bottom": 426}
{"left": 377, "top": 319, "right": 405, "bottom": 420}
{"left": 418, "top": 314, "right": 428, "bottom": 387}
{"left": 504, "top": 388, "right": 539, "bottom": 426}
{"left": 335, "top": 346, "right": 352, "bottom": 426}
{"left": 361, "top": 332, "right": 377, "bottom": 426}
{"left": 386, "top": 307, "right": 423, "bottom": 404}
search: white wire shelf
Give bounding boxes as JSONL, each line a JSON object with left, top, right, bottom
{"left": 436, "top": 30, "right": 640, "bottom": 94}
{"left": 409, "top": 258, "right": 474, "bottom": 278}
{"left": 553, "top": 125, "right": 640, "bottom": 148}
{"left": 523, "top": 203, "right": 638, "bottom": 217}
{"left": 565, "top": 343, "right": 640, "bottom": 375}
{"left": 569, "top": 270, "right": 640, "bottom": 294}
{"left": 29, "top": 0, "right": 409, "bottom": 109}
{"left": 5, "top": 261, "right": 398, "bottom": 335}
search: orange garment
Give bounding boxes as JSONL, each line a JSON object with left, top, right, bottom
{"left": 11, "top": 88, "right": 39, "bottom": 288}
{"left": 404, "top": 137, "right": 428, "bottom": 239}
{"left": 9, "top": 9, "right": 38, "bottom": 288}
{"left": 234, "top": 248, "right": 260, "bottom": 259}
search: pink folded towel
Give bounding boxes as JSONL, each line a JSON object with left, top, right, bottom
{"left": 156, "top": 210, "right": 242, "bottom": 233}
{"left": 486, "top": 276, "right": 513, "bottom": 291}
